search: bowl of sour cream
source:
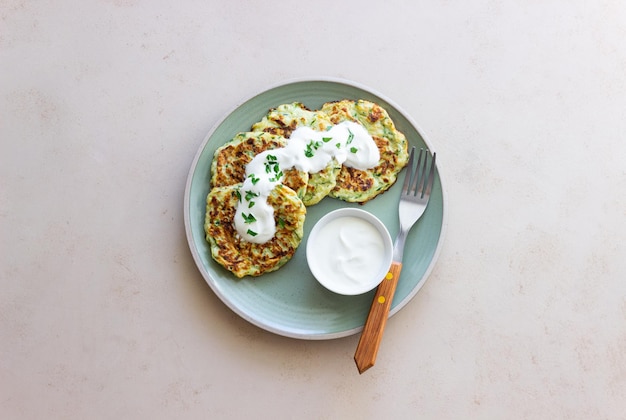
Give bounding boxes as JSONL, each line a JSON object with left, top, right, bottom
{"left": 306, "top": 208, "right": 393, "bottom": 295}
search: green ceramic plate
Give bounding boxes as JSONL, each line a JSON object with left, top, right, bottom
{"left": 184, "top": 78, "right": 446, "bottom": 339}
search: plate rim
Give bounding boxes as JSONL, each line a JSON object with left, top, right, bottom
{"left": 183, "top": 76, "right": 448, "bottom": 339}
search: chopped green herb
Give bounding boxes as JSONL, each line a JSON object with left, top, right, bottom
{"left": 350, "top": 147, "right": 358, "bottom": 153}
{"left": 269, "top": 170, "right": 283, "bottom": 182}
{"left": 235, "top": 189, "right": 241, "bottom": 201}
{"left": 322, "top": 137, "right": 332, "bottom": 143}
{"left": 264, "top": 154, "right": 280, "bottom": 174}
{"left": 242, "top": 212, "right": 256, "bottom": 224}
{"left": 335, "top": 143, "right": 341, "bottom": 149}
{"left": 248, "top": 201, "right": 255, "bottom": 208}
{"left": 277, "top": 218, "right": 286, "bottom": 228}
{"left": 246, "top": 229, "right": 258, "bottom": 237}
{"left": 347, "top": 128, "right": 354, "bottom": 144}
{"left": 248, "top": 174, "right": 260, "bottom": 185}
{"left": 244, "top": 190, "right": 259, "bottom": 201}
{"left": 305, "top": 140, "right": 322, "bottom": 158}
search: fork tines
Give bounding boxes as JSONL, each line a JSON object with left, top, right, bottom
{"left": 404, "top": 147, "right": 436, "bottom": 199}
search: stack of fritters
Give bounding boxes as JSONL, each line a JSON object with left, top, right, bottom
{"left": 205, "top": 100, "right": 409, "bottom": 278}
{"left": 252, "top": 103, "right": 341, "bottom": 206}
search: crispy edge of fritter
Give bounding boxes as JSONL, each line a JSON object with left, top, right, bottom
{"left": 251, "top": 102, "right": 333, "bottom": 138}
{"left": 210, "top": 131, "right": 309, "bottom": 199}
{"left": 210, "top": 131, "right": 283, "bottom": 187}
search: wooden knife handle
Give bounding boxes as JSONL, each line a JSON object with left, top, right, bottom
{"left": 354, "top": 261, "right": 403, "bottom": 374}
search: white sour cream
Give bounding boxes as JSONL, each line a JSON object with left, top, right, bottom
{"left": 234, "top": 121, "right": 380, "bottom": 243}
{"left": 306, "top": 209, "right": 393, "bottom": 295}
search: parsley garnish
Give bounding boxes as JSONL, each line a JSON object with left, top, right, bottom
{"left": 270, "top": 170, "right": 284, "bottom": 182}
{"left": 264, "top": 154, "right": 280, "bottom": 174}
{"left": 305, "top": 140, "right": 322, "bottom": 158}
{"left": 262, "top": 154, "right": 283, "bottom": 182}
{"left": 244, "top": 190, "right": 258, "bottom": 208}
{"left": 248, "top": 174, "right": 260, "bottom": 185}
{"left": 347, "top": 128, "right": 354, "bottom": 144}
{"left": 244, "top": 190, "right": 258, "bottom": 201}
{"left": 350, "top": 147, "right": 358, "bottom": 153}
{"left": 242, "top": 212, "right": 256, "bottom": 224}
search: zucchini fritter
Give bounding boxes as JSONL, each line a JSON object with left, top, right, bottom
{"left": 320, "top": 99, "right": 409, "bottom": 203}
{"left": 205, "top": 184, "right": 306, "bottom": 278}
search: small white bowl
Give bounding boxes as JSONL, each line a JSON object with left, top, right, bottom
{"left": 306, "top": 208, "right": 393, "bottom": 295}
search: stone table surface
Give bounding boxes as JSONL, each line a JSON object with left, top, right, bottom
{"left": 2, "top": 1, "right": 625, "bottom": 419}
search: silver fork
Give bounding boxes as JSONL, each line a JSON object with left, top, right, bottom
{"left": 354, "top": 147, "right": 437, "bottom": 374}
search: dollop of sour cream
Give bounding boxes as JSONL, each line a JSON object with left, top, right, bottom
{"left": 307, "top": 215, "right": 388, "bottom": 295}
{"left": 234, "top": 121, "right": 380, "bottom": 243}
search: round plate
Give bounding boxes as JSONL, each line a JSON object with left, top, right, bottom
{"left": 184, "top": 78, "right": 446, "bottom": 339}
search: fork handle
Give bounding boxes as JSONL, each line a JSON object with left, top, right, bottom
{"left": 354, "top": 261, "right": 403, "bottom": 374}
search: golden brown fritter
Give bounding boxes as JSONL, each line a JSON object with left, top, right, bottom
{"left": 204, "top": 184, "right": 306, "bottom": 278}
{"left": 320, "top": 99, "right": 409, "bottom": 203}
